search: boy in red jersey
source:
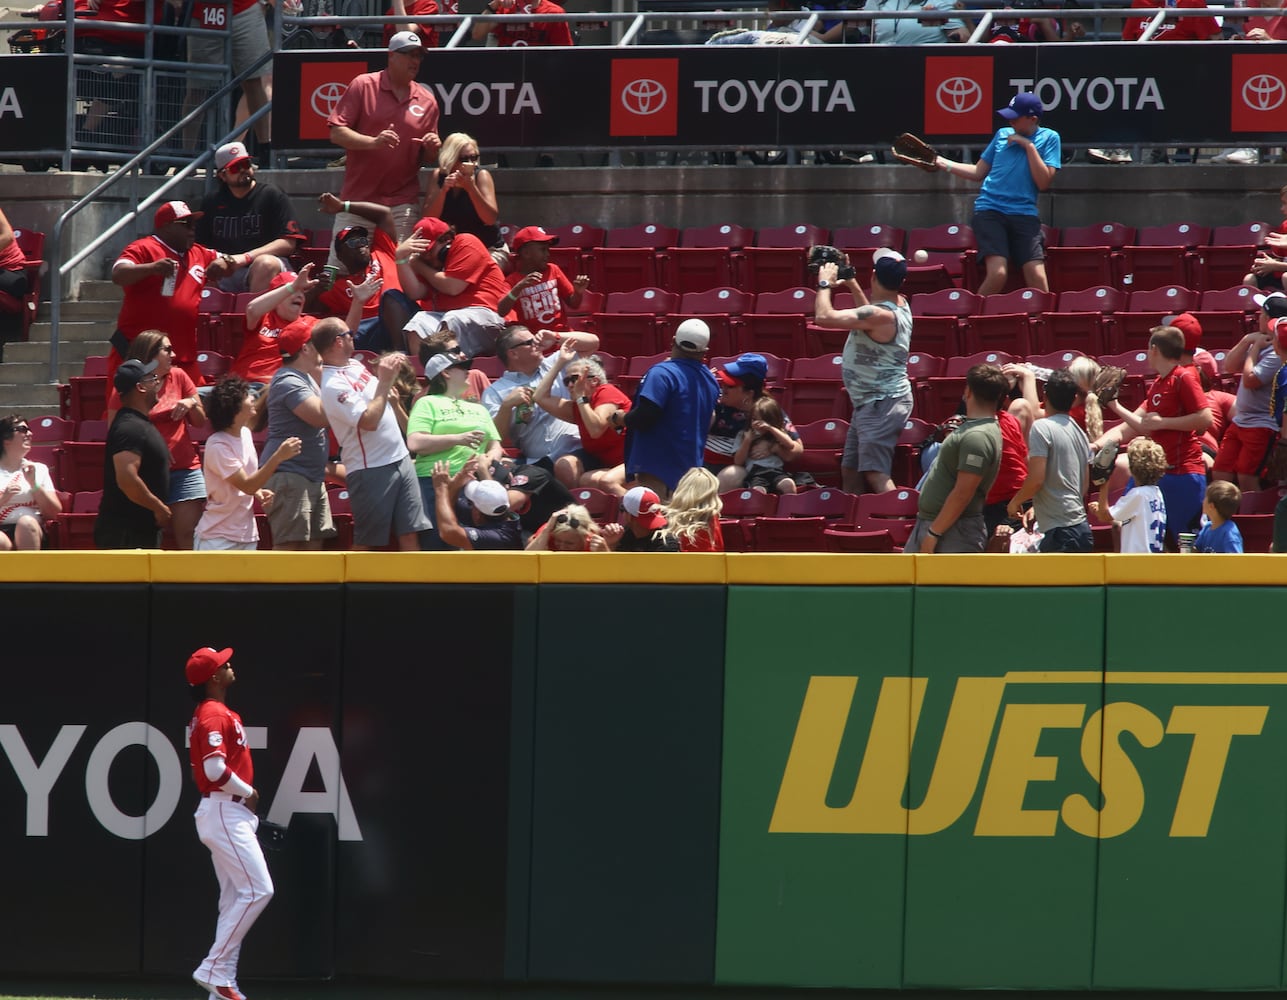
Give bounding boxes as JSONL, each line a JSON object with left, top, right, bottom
{"left": 187, "top": 646, "right": 273, "bottom": 1000}
{"left": 499, "top": 226, "right": 589, "bottom": 333}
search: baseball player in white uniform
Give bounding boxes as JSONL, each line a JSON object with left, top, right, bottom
{"left": 187, "top": 646, "right": 274, "bottom": 1000}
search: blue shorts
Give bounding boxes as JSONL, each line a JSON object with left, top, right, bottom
{"left": 1157, "top": 472, "right": 1206, "bottom": 542}
{"left": 169, "top": 467, "right": 206, "bottom": 504}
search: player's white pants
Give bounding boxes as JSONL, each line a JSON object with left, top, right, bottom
{"left": 193, "top": 797, "right": 274, "bottom": 987}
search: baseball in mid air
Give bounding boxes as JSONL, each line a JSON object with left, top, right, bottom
{"left": 913, "top": 250, "right": 929, "bottom": 264}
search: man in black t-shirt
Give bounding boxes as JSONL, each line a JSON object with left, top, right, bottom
{"left": 95, "top": 360, "right": 173, "bottom": 550}
{"left": 196, "top": 141, "right": 306, "bottom": 295}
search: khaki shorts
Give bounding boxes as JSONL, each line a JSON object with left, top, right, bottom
{"left": 264, "top": 471, "right": 335, "bottom": 544}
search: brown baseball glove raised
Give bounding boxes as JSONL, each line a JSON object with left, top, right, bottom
{"left": 892, "top": 132, "right": 939, "bottom": 172}
{"left": 1089, "top": 364, "right": 1127, "bottom": 405}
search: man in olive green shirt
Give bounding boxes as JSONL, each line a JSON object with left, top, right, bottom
{"left": 907, "top": 364, "right": 1008, "bottom": 553}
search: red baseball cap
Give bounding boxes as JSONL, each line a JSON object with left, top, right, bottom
{"left": 1274, "top": 317, "right": 1287, "bottom": 352}
{"left": 154, "top": 200, "right": 202, "bottom": 228}
{"left": 1164, "top": 312, "right": 1202, "bottom": 353}
{"left": 415, "top": 217, "right": 451, "bottom": 241}
{"left": 511, "top": 225, "right": 559, "bottom": 251}
{"left": 186, "top": 646, "right": 233, "bottom": 685}
{"left": 621, "top": 486, "right": 667, "bottom": 531}
{"left": 269, "top": 270, "right": 298, "bottom": 291}
{"left": 278, "top": 315, "right": 317, "bottom": 357}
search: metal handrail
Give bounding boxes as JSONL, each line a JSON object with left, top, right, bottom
{"left": 45, "top": 49, "right": 272, "bottom": 382}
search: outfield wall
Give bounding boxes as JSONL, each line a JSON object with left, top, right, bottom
{"left": 2, "top": 553, "right": 1285, "bottom": 990}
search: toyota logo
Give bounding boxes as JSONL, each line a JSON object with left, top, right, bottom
{"left": 936, "top": 77, "right": 982, "bottom": 114}
{"left": 621, "top": 78, "right": 667, "bottom": 116}
{"left": 311, "top": 82, "right": 348, "bottom": 119}
{"left": 1243, "top": 74, "right": 1286, "bottom": 111}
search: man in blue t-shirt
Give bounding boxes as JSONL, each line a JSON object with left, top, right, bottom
{"left": 612, "top": 319, "right": 720, "bottom": 499}
{"left": 932, "top": 92, "right": 1062, "bottom": 296}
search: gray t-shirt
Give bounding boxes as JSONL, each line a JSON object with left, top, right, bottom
{"left": 263, "top": 365, "right": 327, "bottom": 482}
{"left": 1028, "top": 413, "right": 1091, "bottom": 530}
{"left": 1233, "top": 345, "right": 1281, "bottom": 431}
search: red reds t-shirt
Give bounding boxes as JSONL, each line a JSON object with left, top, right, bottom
{"left": 435, "top": 232, "right": 510, "bottom": 312}
{"left": 1145, "top": 363, "right": 1208, "bottom": 474}
{"left": 188, "top": 699, "right": 253, "bottom": 795}
{"left": 318, "top": 229, "right": 401, "bottom": 321}
{"left": 233, "top": 311, "right": 293, "bottom": 383}
{"left": 1121, "top": 0, "right": 1218, "bottom": 40}
{"left": 105, "top": 366, "right": 202, "bottom": 471}
{"left": 383, "top": 0, "right": 439, "bottom": 47}
{"left": 488, "top": 0, "right": 573, "bottom": 44}
{"left": 506, "top": 262, "right": 574, "bottom": 331}
{"left": 985, "top": 408, "right": 1029, "bottom": 505}
{"left": 575, "top": 383, "right": 631, "bottom": 466}
{"left": 115, "top": 236, "right": 218, "bottom": 364}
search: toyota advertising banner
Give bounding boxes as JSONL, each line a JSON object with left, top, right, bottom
{"left": 0, "top": 54, "right": 68, "bottom": 153}
{"left": 274, "top": 42, "right": 1287, "bottom": 152}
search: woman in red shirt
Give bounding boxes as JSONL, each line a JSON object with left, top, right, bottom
{"left": 532, "top": 341, "right": 631, "bottom": 495}
{"left": 659, "top": 467, "right": 725, "bottom": 552}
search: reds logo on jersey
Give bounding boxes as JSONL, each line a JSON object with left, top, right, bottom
{"left": 188, "top": 263, "right": 208, "bottom": 284}
{"left": 208, "top": 732, "right": 223, "bottom": 747}
{"left": 518, "top": 278, "right": 561, "bottom": 326}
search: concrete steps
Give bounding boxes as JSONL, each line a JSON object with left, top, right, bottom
{"left": 1, "top": 279, "right": 121, "bottom": 419}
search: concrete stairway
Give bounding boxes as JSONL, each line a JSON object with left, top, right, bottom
{"left": 1, "top": 279, "right": 120, "bottom": 419}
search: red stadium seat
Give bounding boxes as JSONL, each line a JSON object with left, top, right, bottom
{"left": 663, "top": 224, "right": 752, "bottom": 295}
{"left": 593, "top": 288, "right": 679, "bottom": 358}
{"left": 775, "top": 487, "right": 857, "bottom": 522}
{"left": 749, "top": 515, "right": 828, "bottom": 552}
{"left": 1193, "top": 222, "right": 1272, "bottom": 290}
{"left": 1098, "top": 349, "right": 1154, "bottom": 411}
{"left": 718, "top": 488, "right": 780, "bottom": 551}
{"left": 617, "top": 351, "right": 669, "bottom": 398}
{"left": 666, "top": 286, "right": 754, "bottom": 358}
{"left": 909, "top": 287, "right": 982, "bottom": 358}
{"left": 54, "top": 489, "right": 102, "bottom": 550}
{"left": 570, "top": 487, "right": 620, "bottom": 525}
{"left": 59, "top": 440, "right": 103, "bottom": 494}
{"left": 1120, "top": 223, "right": 1209, "bottom": 292}
{"left": 893, "top": 417, "right": 937, "bottom": 488}
{"left": 1233, "top": 513, "right": 1274, "bottom": 553}
{"left": 592, "top": 223, "right": 679, "bottom": 294}
{"left": 852, "top": 487, "right": 919, "bottom": 546}
{"left": 1041, "top": 285, "right": 1127, "bottom": 355}
{"left": 833, "top": 225, "right": 906, "bottom": 288}
{"left": 790, "top": 417, "right": 848, "bottom": 479}
{"left": 1238, "top": 488, "right": 1281, "bottom": 515}
{"left": 1194, "top": 285, "right": 1259, "bottom": 341}
{"left": 197, "top": 350, "right": 233, "bottom": 382}
{"left": 907, "top": 224, "right": 975, "bottom": 284}
{"left": 1114, "top": 285, "right": 1201, "bottom": 353}
{"left": 28, "top": 415, "right": 74, "bottom": 446}
{"left": 546, "top": 222, "right": 607, "bottom": 280}
{"left": 783, "top": 352, "right": 845, "bottom": 424}
{"left": 1026, "top": 349, "right": 1086, "bottom": 372}
{"left": 739, "top": 223, "right": 828, "bottom": 294}
{"left": 1044, "top": 222, "right": 1134, "bottom": 293}
{"left": 963, "top": 287, "right": 1055, "bottom": 355}
{"left": 592, "top": 351, "right": 627, "bottom": 384}
{"left": 824, "top": 527, "right": 896, "bottom": 552}
{"left": 922, "top": 350, "right": 1019, "bottom": 424}
{"left": 742, "top": 288, "right": 814, "bottom": 357}
{"left": 565, "top": 289, "right": 604, "bottom": 336}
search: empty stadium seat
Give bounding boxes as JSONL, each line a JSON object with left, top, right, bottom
{"left": 749, "top": 515, "right": 828, "bottom": 552}
{"left": 593, "top": 288, "right": 679, "bottom": 357}
{"left": 1041, "top": 285, "right": 1127, "bottom": 355}
{"left": 906, "top": 223, "right": 975, "bottom": 283}
{"left": 852, "top": 488, "right": 919, "bottom": 546}
{"left": 1194, "top": 285, "right": 1259, "bottom": 341}
{"left": 28, "top": 415, "right": 74, "bottom": 446}
{"left": 570, "top": 487, "right": 620, "bottom": 525}
{"left": 1120, "top": 223, "right": 1209, "bottom": 292}
{"left": 823, "top": 527, "right": 897, "bottom": 552}
{"left": 791, "top": 418, "right": 848, "bottom": 479}
{"left": 1193, "top": 222, "right": 1271, "bottom": 290}
{"left": 963, "top": 287, "right": 1055, "bottom": 356}
{"left": 739, "top": 223, "right": 828, "bottom": 294}
{"left": 775, "top": 487, "right": 857, "bottom": 522}
{"left": 909, "top": 288, "right": 982, "bottom": 357}
{"left": 742, "top": 288, "right": 814, "bottom": 357}
{"left": 663, "top": 224, "right": 752, "bottom": 295}
{"left": 833, "top": 225, "right": 906, "bottom": 288}
{"left": 593, "top": 223, "right": 680, "bottom": 295}
{"left": 718, "top": 488, "right": 780, "bottom": 552}
{"left": 1044, "top": 222, "right": 1134, "bottom": 293}
{"left": 1115, "top": 285, "right": 1201, "bottom": 352}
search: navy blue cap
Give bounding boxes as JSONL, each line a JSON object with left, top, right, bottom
{"left": 998, "top": 92, "right": 1043, "bottom": 120}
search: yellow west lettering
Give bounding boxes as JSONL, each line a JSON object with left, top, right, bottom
{"left": 1165, "top": 705, "right": 1268, "bottom": 837}
{"left": 1061, "top": 702, "right": 1162, "bottom": 839}
{"left": 974, "top": 703, "right": 1085, "bottom": 836}
{"left": 769, "top": 675, "right": 1004, "bottom": 835}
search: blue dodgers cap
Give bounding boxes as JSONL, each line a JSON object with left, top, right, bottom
{"left": 998, "top": 92, "right": 1043, "bottom": 120}
{"left": 721, "top": 352, "right": 768, "bottom": 388}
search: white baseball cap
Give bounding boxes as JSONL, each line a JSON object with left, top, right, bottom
{"left": 464, "top": 479, "right": 510, "bottom": 517}
{"left": 675, "top": 318, "right": 711, "bottom": 352}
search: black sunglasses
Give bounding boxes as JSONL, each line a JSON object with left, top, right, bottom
{"left": 555, "top": 513, "right": 583, "bottom": 529}
{"left": 342, "top": 234, "right": 369, "bottom": 249}
{"left": 563, "top": 374, "right": 581, "bottom": 387}
{"left": 12, "top": 423, "right": 30, "bottom": 434}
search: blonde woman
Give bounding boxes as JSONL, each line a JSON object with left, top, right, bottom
{"left": 525, "top": 503, "right": 613, "bottom": 551}
{"left": 421, "top": 132, "right": 505, "bottom": 265}
{"left": 658, "top": 467, "right": 724, "bottom": 552}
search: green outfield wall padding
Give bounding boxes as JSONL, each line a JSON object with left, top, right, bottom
{"left": 716, "top": 586, "right": 914, "bottom": 989}
{"left": 525, "top": 585, "right": 726, "bottom": 984}
{"left": 903, "top": 587, "right": 1105, "bottom": 989}
{"left": 1093, "top": 587, "right": 1287, "bottom": 990}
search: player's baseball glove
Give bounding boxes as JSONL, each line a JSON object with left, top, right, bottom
{"left": 257, "top": 819, "right": 288, "bottom": 852}
{"left": 1089, "top": 364, "right": 1127, "bottom": 405}
{"left": 892, "top": 132, "right": 939, "bottom": 172}
{"left": 1089, "top": 440, "right": 1119, "bottom": 487}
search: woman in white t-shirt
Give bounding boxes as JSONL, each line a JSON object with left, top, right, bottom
{"left": 194, "top": 377, "right": 301, "bottom": 551}
{"left": 0, "top": 413, "right": 62, "bottom": 550}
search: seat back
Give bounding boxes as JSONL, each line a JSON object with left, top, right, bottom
{"left": 547, "top": 223, "right": 606, "bottom": 249}
{"left": 943, "top": 350, "right": 1019, "bottom": 377}
{"left": 907, "top": 223, "right": 976, "bottom": 252}
{"left": 604, "top": 223, "right": 679, "bottom": 249}
{"left": 1025, "top": 349, "right": 1086, "bottom": 371}
{"left": 833, "top": 224, "right": 905, "bottom": 253}
{"left": 912, "top": 287, "right": 983, "bottom": 318}
{"left": 1135, "top": 223, "right": 1210, "bottom": 249}
{"left": 753, "top": 288, "right": 815, "bottom": 314}
{"left": 680, "top": 287, "right": 754, "bottom": 315}
{"left": 29, "top": 415, "right": 74, "bottom": 445}
{"left": 603, "top": 288, "right": 679, "bottom": 315}
{"left": 775, "top": 488, "right": 857, "bottom": 521}
{"left": 755, "top": 223, "right": 828, "bottom": 248}
{"left": 1200, "top": 285, "right": 1259, "bottom": 312}
{"left": 981, "top": 287, "right": 1055, "bottom": 316}
{"left": 1209, "top": 222, "right": 1271, "bottom": 247}
{"left": 1059, "top": 222, "right": 1135, "bottom": 249}
{"left": 680, "top": 223, "right": 751, "bottom": 249}
{"left": 1124, "top": 285, "right": 1200, "bottom": 314}
{"left": 789, "top": 353, "right": 844, "bottom": 381}
{"left": 570, "top": 487, "right": 621, "bottom": 525}
{"left": 750, "top": 516, "right": 828, "bottom": 552}
{"left": 1056, "top": 286, "right": 1127, "bottom": 313}
{"left": 718, "top": 489, "right": 779, "bottom": 519}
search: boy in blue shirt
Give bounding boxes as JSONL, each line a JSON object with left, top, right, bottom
{"left": 1195, "top": 481, "right": 1245, "bottom": 553}
{"left": 932, "top": 92, "right": 1062, "bottom": 296}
